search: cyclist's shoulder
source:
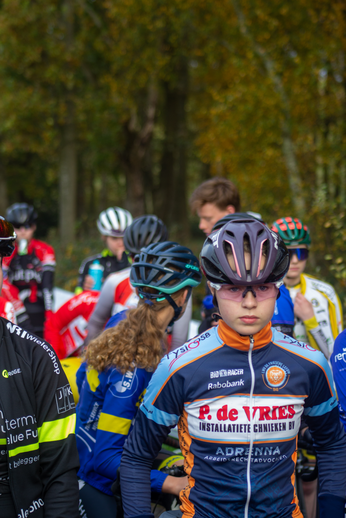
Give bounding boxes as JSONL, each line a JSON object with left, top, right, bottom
{"left": 63, "top": 290, "right": 99, "bottom": 314}
{"left": 79, "top": 253, "right": 103, "bottom": 270}
{"left": 159, "top": 326, "right": 220, "bottom": 374}
{"left": 30, "top": 239, "right": 56, "bottom": 261}
{"left": 105, "top": 310, "right": 128, "bottom": 329}
{"left": 104, "top": 268, "right": 131, "bottom": 288}
{"left": 271, "top": 328, "right": 329, "bottom": 370}
{"left": 0, "top": 297, "right": 15, "bottom": 322}
{"left": 332, "top": 329, "right": 346, "bottom": 353}
{"left": 303, "top": 273, "right": 339, "bottom": 298}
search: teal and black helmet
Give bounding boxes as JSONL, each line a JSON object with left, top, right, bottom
{"left": 130, "top": 241, "right": 201, "bottom": 324}
{"left": 271, "top": 217, "right": 311, "bottom": 246}
{"left": 130, "top": 241, "right": 202, "bottom": 296}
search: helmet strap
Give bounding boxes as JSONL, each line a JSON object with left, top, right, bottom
{"left": 210, "top": 293, "right": 222, "bottom": 323}
{"left": 165, "top": 287, "right": 192, "bottom": 327}
{"left": 165, "top": 294, "right": 182, "bottom": 327}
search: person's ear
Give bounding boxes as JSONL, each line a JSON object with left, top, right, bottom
{"left": 32, "top": 224, "right": 37, "bottom": 232}
{"left": 178, "top": 289, "right": 189, "bottom": 306}
{"left": 226, "top": 205, "right": 236, "bottom": 214}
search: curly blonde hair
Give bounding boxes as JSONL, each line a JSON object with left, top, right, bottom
{"left": 85, "top": 287, "right": 186, "bottom": 374}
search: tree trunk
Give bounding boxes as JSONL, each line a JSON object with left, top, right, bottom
{"left": 0, "top": 157, "right": 8, "bottom": 217}
{"left": 121, "top": 83, "right": 158, "bottom": 217}
{"left": 156, "top": 56, "right": 189, "bottom": 241}
{"left": 59, "top": 0, "right": 77, "bottom": 244}
{"left": 59, "top": 101, "right": 77, "bottom": 244}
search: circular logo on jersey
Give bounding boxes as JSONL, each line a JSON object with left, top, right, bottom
{"left": 262, "top": 362, "right": 290, "bottom": 391}
{"left": 2, "top": 370, "right": 8, "bottom": 378}
{"left": 311, "top": 298, "right": 319, "bottom": 308}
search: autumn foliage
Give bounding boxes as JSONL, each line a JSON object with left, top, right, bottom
{"left": 1, "top": 0, "right": 346, "bottom": 301}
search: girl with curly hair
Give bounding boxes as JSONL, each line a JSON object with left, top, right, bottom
{"left": 75, "top": 241, "right": 202, "bottom": 518}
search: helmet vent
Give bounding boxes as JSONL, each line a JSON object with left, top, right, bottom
{"left": 203, "top": 257, "right": 223, "bottom": 278}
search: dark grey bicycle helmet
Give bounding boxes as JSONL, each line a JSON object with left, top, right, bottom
{"left": 130, "top": 241, "right": 201, "bottom": 323}
{"left": 0, "top": 217, "right": 16, "bottom": 257}
{"left": 200, "top": 218, "right": 289, "bottom": 287}
{"left": 123, "top": 215, "right": 168, "bottom": 255}
{"left": 212, "top": 212, "right": 265, "bottom": 233}
{"left": 6, "top": 203, "right": 37, "bottom": 228}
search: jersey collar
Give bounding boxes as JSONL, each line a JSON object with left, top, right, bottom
{"left": 217, "top": 320, "right": 272, "bottom": 351}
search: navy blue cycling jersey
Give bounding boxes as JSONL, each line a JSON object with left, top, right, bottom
{"left": 331, "top": 329, "right": 346, "bottom": 431}
{"left": 271, "top": 285, "right": 294, "bottom": 337}
{"left": 121, "top": 320, "right": 346, "bottom": 518}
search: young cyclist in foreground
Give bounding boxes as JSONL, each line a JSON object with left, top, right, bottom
{"left": 76, "top": 241, "right": 202, "bottom": 518}
{"left": 120, "top": 218, "right": 346, "bottom": 518}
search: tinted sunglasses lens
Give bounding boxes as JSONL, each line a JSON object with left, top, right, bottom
{"left": 253, "top": 284, "right": 278, "bottom": 301}
{"left": 217, "top": 285, "right": 245, "bottom": 301}
{"left": 13, "top": 224, "right": 31, "bottom": 229}
{"left": 217, "top": 284, "right": 278, "bottom": 301}
{"left": 289, "top": 249, "right": 309, "bottom": 261}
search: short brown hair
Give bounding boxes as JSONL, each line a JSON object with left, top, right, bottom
{"left": 190, "top": 177, "right": 241, "bottom": 213}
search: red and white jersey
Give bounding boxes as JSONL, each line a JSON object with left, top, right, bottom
{"left": 112, "top": 269, "right": 138, "bottom": 314}
{"left": 0, "top": 297, "right": 16, "bottom": 323}
{"left": 1, "top": 279, "right": 27, "bottom": 322}
{"left": 3, "top": 238, "right": 56, "bottom": 313}
{"left": 44, "top": 290, "right": 100, "bottom": 358}
{"left": 84, "top": 268, "right": 137, "bottom": 345}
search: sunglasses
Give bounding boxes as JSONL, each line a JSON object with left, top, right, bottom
{"left": 13, "top": 224, "right": 33, "bottom": 230}
{"left": 288, "top": 248, "right": 309, "bottom": 261}
{"left": 215, "top": 284, "right": 278, "bottom": 302}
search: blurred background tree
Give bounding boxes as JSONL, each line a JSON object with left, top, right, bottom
{"left": 1, "top": 0, "right": 346, "bottom": 305}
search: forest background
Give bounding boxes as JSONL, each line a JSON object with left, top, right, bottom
{"left": 1, "top": 0, "right": 346, "bottom": 315}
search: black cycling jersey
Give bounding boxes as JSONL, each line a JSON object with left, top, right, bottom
{"left": 0, "top": 402, "right": 10, "bottom": 496}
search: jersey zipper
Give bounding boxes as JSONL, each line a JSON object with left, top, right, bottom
{"left": 244, "top": 335, "right": 255, "bottom": 518}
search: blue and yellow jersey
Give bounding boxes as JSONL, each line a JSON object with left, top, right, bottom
{"left": 75, "top": 362, "right": 166, "bottom": 495}
{"left": 121, "top": 321, "right": 346, "bottom": 518}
